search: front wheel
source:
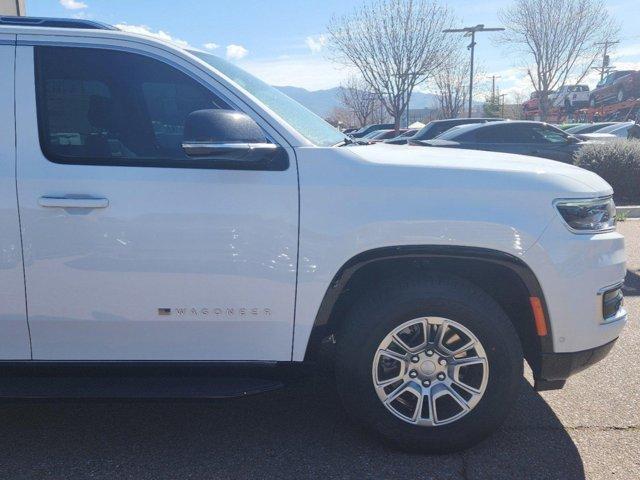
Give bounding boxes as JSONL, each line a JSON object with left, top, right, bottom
{"left": 335, "top": 275, "right": 523, "bottom": 453}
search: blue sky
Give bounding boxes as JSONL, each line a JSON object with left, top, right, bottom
{"left": 29, "top": 0, "right": 640, "bottom": 100}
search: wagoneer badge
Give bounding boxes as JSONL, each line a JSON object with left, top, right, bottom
{"left": 158, "top": 307, "right": 272, "bottom": 316}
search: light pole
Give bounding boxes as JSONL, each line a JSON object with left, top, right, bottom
{"left": 444, "top": 24, "right": 505, "bottom": 118}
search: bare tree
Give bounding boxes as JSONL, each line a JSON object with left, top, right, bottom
{"left": 433, "top": 51, "right": 483, "bottom": 119}
{"left": 325, "top": 106, "right": 355, "bottom": 129}
{"left": 339, "top": 76, "right": 378, "bottom": 127}
{"left": 498, "top": 0, "right": 618, "bottom": 120}
{"left": 328, "top": 0, "right": 456, "bottom": 130}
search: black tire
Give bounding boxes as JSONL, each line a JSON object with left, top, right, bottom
{"left": 335, "top": 274, "right": 523, "bottom": 453}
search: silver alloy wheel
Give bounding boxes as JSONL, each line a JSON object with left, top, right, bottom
{"left": 372, "top": 317, "right": 489, "bottom": 427}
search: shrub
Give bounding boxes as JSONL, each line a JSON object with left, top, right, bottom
{"left": 574, "top": 139, "right": 640, "bottom": 205}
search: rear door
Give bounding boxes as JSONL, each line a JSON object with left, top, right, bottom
{"left": 0, "top": 34, "right": 31, "bottom": 359}
{"left": 15, "top": 41, "right": 299, "bottom": 361}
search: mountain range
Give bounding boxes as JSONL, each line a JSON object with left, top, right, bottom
{"left": 275, "top": 86, "right": 440, "bottom": 118}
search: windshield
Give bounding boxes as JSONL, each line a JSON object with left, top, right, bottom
{"left": 436, "top": 123, "right": 481, "bottom": 140}
{"left": 190, "top": 51, "right": 346, "bottom": 147}
{"left": 566, "top": 123, "right": 612, "bottom": 134}
{"left": 596, "top": 122, "right": 633, "bottom": 134}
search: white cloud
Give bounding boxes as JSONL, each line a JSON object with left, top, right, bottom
{"left": 305, "top": 34, "right": 327, "bottom": 53}
{"left": 60, "top": 0, "right": 87, "bottom": 10}
{"left": 203, "top": 42, "right": 219, "bottom": 51}
{"left": 238, "top": 55, "right": 356, "bottom": 90}
{"left": 226, "top": 44, "right": 249, "bottom": 60}
{"left": 114, "top": 23, "right": 191, "bottom": 49}
{"left": 612, "top": 44, "right": 640, "bottom": 60}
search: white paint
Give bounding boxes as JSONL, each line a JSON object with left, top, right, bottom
{"left": 0, "top": 36, "right": 31, "bottom": 359}
{"left": 1, "top": 24, "right": 628, "bottom": 363}
{"left": 14, "top": 40, "right": 298, "bottom": 360}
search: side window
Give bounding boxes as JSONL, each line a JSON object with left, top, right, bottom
{"left": 474, "top": 125, "right": 510, "bottom": 143}
{"left": 35, "top": 46, "right": 232, "bottom": 167}
{"left": 476, "top": 125, "right": 543, "bottom": 144}
{"left": 532, "top": 125, "right": 569, "bottom": 144}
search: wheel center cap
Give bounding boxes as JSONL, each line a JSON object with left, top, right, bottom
{"left": 419, "top": 360, "right": 436, "bottom": 375}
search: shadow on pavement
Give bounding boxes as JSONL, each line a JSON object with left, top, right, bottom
{"left": 0, "top": 372, "right": 584, "bottom": 480}
{"left": 623, "top": 269, "right": 640, "bottom": 296}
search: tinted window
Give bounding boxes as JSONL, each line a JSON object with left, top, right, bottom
{"left": 475, "top": 124, "right": 541, "bottom": 143}
{"left": 531, "top": 125, "right": 569, "bottom": 144}
{"left": 35, "top": 46, "right": 238, "bottom": 168}
{"left": 416, "top": 120, "right": 475, "bottom": 140}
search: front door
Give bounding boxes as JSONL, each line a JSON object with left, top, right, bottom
{"left": 15, "top": 43, "right": 298, "bottom": 361}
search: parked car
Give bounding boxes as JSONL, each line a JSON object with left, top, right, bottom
{"left": 550, "top": 85, "right": 590, "bottom": 109}
{"left": 522, "top": 91, "right": 542, "bottom": 113}
{"left": 579, "top": 122, "right": 636, "bottom": 142}
{"left": 589, "top": 70, "right": 640, "bottom": 107}
{"left": 416, "top": 121, "right": 583, "bottom": 163}
{"left": 557, "top": 123, "right": 584, "bottom": 131}
{"left": 350, "top": 123, "right": 395, "bottom": 138}
{"left": 383, "top": 128, "right": 418, "bottom": 144}
{"left": 0, "top": 16, "right": 628, "bottom": 454}
{"left": 366, "top": 129, "right": 409, "bottom": 142}
{"left": 565, "top": 122, "right": 618, "bottom": 135}
{"left": 343, "top": 127, "right": 358, "bottom": 135}
{"left": 404, "top": 118, "right": 503, "bottom": 145}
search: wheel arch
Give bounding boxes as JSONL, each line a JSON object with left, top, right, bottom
{"left": 304, "top": 245, "right": 553, "bottom": 374}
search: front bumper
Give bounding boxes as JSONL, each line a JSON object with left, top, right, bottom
{"left": 523, "top": 214, "right": 627, "bottom": 390}
{"left": 523, "top": 216, "right": 627, "bottom": 353}
{"left": 534, "top": 338, "right": 617, "bottom": 391}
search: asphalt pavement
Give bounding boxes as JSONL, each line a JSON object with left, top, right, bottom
{"left": 0, "top": 222, "right": 637, "bottom": 480}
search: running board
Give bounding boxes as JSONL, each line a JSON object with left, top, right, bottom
{"left": 0, "top": 376, "right": 284, "bottom": 399}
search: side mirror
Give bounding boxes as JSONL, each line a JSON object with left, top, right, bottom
{"left": 566, "top": 135, "right": 580, "bottom": 144}
{"left": 181, "top": 109, "right": 286, "bottom": 168}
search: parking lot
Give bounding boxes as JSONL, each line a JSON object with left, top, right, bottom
{"left": 0, "top": 222, "right": 636, "bottom": 480}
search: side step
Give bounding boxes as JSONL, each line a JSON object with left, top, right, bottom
{"left": 0, "top": 376, "right": 283, "bottom": 399}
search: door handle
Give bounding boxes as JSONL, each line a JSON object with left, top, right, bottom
{"left": 38, "top": 196, "right": 109, "bottom": 209}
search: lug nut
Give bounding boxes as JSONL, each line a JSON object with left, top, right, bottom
{"left": 437, "top": 373, "right": 446, "bottom": 381}
{"left": 411, "top": 355, "right": 420, "bottom": 363}
{"left": 409, "top": 370, "right": 418, "bottom": 378}
{"left": 439, "top": 358, "right": 447, "bottom": 366}
{"left": 422, "top": 380, "right": 431, "bottom": 387}
{"left": 425, "top": 349, "right": 434, "bottom": 356}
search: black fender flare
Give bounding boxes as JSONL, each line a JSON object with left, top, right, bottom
{"left": 308, "top": 245, "right": 554, "bottom": 356}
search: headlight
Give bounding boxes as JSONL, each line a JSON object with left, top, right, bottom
{"left": 555, "top": 197, "right": 616, "bottom": 233}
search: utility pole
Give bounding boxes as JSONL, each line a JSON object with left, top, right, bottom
{"left": 491, "top": 75, "right": 501, "bottom": 104}
{"left": 444, "top": 24, "right": 505, "bottom": 118}
{"left": 499, "top": 93, "right": 507, "bottom": 118}
{"left": 593, "top": 40, "right": 619, "bottom": 82}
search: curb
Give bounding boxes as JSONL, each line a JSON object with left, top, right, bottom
{"left": 618, "top": 206, "right": 640, "bottom": 219}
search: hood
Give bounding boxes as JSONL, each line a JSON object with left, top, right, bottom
{"left": 417, "top": 139, "right": 460, "bottom": 147}
{"left": 344, "top": 143, "right": 613, "bottom": 197}
{"left": 579, "top": 133, "right": 618, "bottom": 142}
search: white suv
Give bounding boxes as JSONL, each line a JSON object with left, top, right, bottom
{"left": 0, "top": 17, "right": 627, "bottom": 453}
{"left": 551, "top": 84, "right": 590, "bottom": 109}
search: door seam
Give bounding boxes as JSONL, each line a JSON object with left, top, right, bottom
{"left": 13, "top": 40, "right": 34, "bottom": 359}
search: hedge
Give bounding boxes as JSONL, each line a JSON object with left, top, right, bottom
{"left": 574, "top": 139, "right": 640, "bottom": 205}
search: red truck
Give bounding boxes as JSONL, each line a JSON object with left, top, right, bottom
{"left": 589, "top": 70, "right": 640, "bottom": 107}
